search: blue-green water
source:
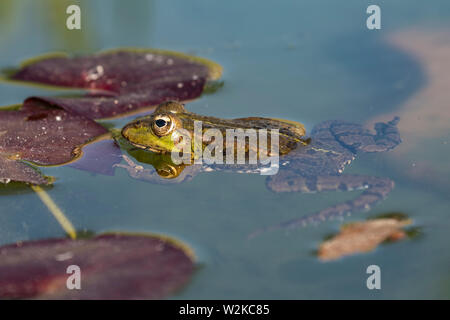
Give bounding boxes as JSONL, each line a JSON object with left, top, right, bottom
{"left": 1, "top": 0, "right": 450, "bottom": 299}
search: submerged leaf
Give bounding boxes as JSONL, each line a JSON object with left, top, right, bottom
{"left": 0, "top": 233, "right": 195, "bottom": 299}
{"left": 318, "top": 216, "right": 413, "bottom": 261}
{"left": 8, "top": 49, "right": 222, "bottom": 119}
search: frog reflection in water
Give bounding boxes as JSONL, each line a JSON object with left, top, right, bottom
{"left": 117, "top": 101, "right": 401, "bottom": 236}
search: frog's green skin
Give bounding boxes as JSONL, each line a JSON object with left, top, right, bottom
{"left": 118, "top": 101, "right": 401, "bottom": 236}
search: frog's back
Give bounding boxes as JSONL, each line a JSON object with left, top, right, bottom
{"left": 283, "top": 120, "right": 356, "bottom": 176}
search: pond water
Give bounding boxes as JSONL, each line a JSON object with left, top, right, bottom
{"left": 1, "top": 0, "right": 450, "bottom": 299}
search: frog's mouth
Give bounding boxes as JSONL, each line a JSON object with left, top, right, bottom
{"left": 127, "top": 140, "right": 166, "bottom": 153}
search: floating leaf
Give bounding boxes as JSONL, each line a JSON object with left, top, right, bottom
{"left": 0, "top": 100, "right": 108, "bottom": 165}
{"left": 0, "top": 156, "right": 49, "bottom": 185}
{"left": 8, "top": 49, "right": 222, "bottom": 119}
{"left": 317, "top": 215, "right": 413, "bottom": 261}
{"left": 0, "top": 233, "right": 195, "bottom": 299}
{"left": 0, "top": 100, "right": 108, "bottom": 184}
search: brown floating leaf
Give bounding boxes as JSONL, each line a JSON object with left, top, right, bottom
{"left": 318, "top": 217, "right": 412, "bottom": 261}
{"left": 0, "top": 233, "right": 195, "bottom": 299}
{"left": 9, "top": 49, "right": 222, "bottom": 119}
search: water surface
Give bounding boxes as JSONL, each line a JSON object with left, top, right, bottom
{"left": 1, "top": 0, "right": 449, "bottom": 299}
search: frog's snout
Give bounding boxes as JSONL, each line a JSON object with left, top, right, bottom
{"left": 121, "top": 119, "right": 145, "bottom": 138}
{"left": 121, "top": 122, "right": 134, "bottom": 139}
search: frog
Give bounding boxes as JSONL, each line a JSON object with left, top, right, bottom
{"left": 116, "top": 101, "right": 401, "bottom": 236}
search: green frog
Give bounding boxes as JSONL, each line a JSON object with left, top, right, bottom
{"left": 117, "top": 101, "right": 401, "bottom": 236}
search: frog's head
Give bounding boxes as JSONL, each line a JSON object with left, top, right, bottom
{"left": 121, "top": 101, "right": 191, "bottom": 153}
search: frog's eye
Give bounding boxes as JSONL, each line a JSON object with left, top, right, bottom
{"left": 152, "top": 114, "right": 175, "bottom": 136}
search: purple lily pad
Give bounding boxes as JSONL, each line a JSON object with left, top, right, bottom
{"left": 0, "top": 233, "right": 195, "bottom": 299}
{"left": 0, "top": 157, "right": 49, "bottom": 185}
{"left": 9, "top": 49, "right": 222, "bottom": 119}
{"left": 0, "top": 100, "right": 108, "bottom": 166}
{"left": 0, "top": 100, "right": 108, "bottom": 184}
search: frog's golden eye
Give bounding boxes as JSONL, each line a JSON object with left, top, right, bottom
{"left": 152, "top": 114, "right": 175, "bottom": 136}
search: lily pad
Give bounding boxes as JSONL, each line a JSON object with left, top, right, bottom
{"left": 8, "top": 49, "right": 222, "bottom": 119}
{"left": 0, "top": 156, "right": 49, "bottom": 185}
{"left": 0, "top": 233, "right": 195, "bottom": 299}
{"left": 0, "top": 100, "right": 108, "bottom": 185}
